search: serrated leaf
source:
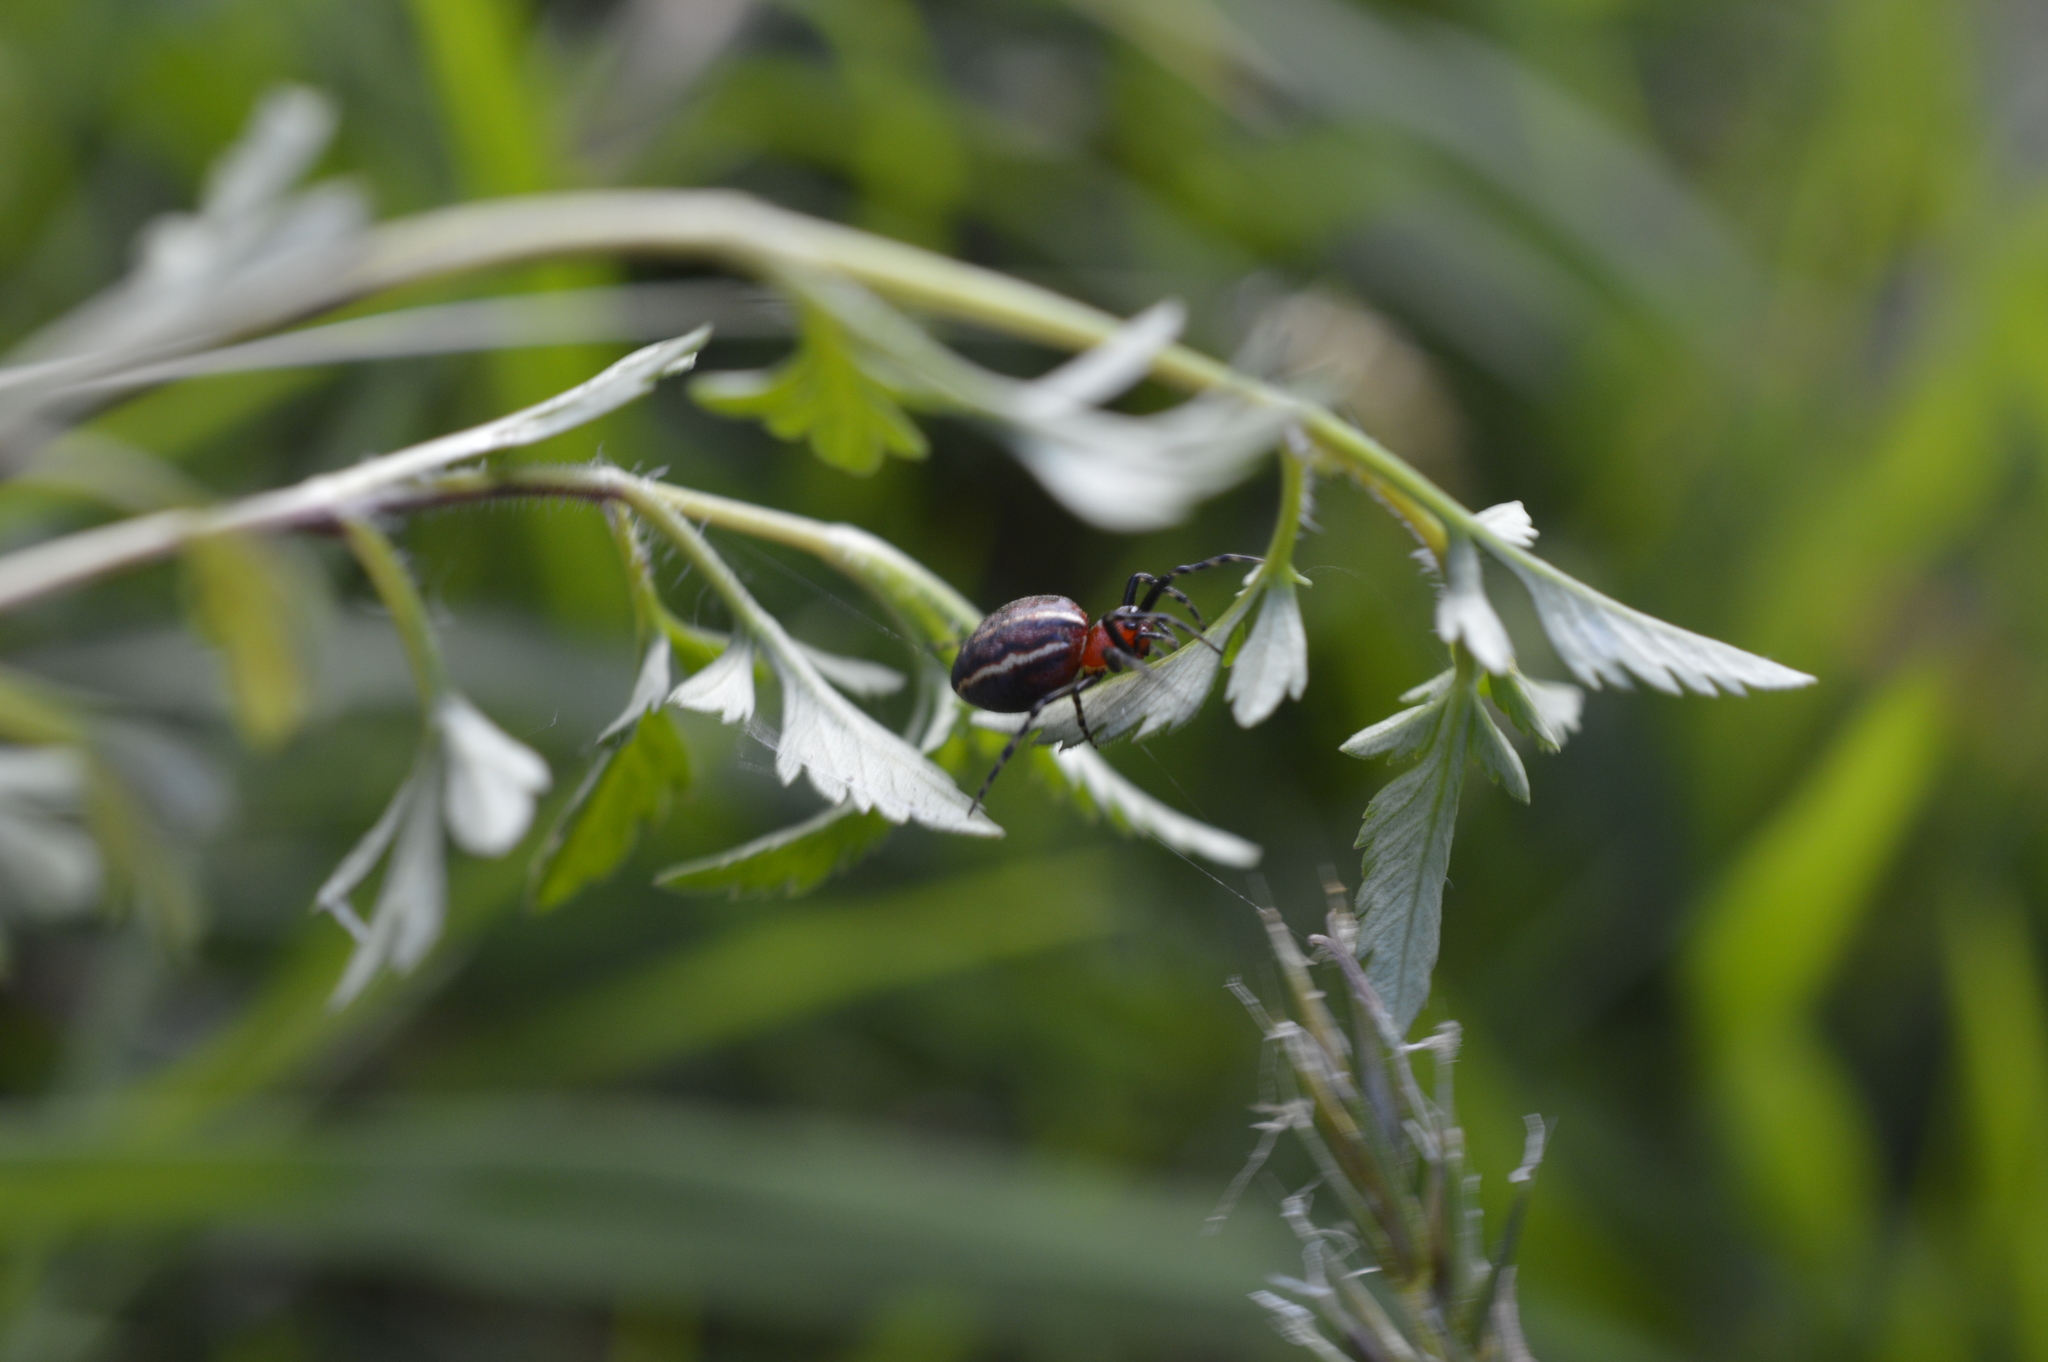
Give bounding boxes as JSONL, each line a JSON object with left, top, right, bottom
{"left": 655, "top": 803, "right": 893, "bottom": 899}
{"left": 1353, "top": 689, "right": 1468, "bottom": 1035}
{"left": 768, "top": 650, "right": 999, "bottom": 836}
{"left": 1226, "top": 581, "right": 1308, "bottom": 727}
{"left": 1014, "top": 639, "right": 1224, "bottom": 749}
{"left": 1489, "top": 667, "right": 1583, "bottom": 752}
{"left": 692, "top": 304, "right": 927, "bottom": 475}
{"left": 181, "top": 532, "right": 307, "bottom": 749}
{"left": 1469, "top": 704, "right": 1529, "bottom": 803}
{"left": 599, "top": 639, "right": 673, "bottom": 742}
{"left": 1033, "top": 745, "right": 1260, "bottom": 868}
{"left": 532, "top": 711, "right": 692, "bottom": 912}
{"left": 669, "top": 636, "right": 757, "bottom": 724}
{"left": 330, "top": 757, "right": 446, "bottom": 1008}
{"left": 1482, "top": 536, "right": 1814, "bottom": 695}
{"left": 1435, "top": 534, "right": 1514, "bottom": 675}
{"left": 0, "top": 747, "right": 100, "bottom": 918}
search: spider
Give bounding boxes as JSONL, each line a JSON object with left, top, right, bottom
{"left": 950, "top": 553, "right": 1262, "bottom": 812}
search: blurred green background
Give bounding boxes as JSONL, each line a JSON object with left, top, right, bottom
{"left": 0, "top": 0, "right": 2042, "bottom": 1358}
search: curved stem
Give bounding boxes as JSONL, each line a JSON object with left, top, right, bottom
{"left": 339, "top": 518, "right": 446, "bottom": 708}
{"left": 16, "top": 192, "right": 1460, "bottom": 557}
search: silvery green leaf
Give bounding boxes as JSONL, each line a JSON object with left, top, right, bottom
{"left": 908, "top": 659, "right": 964, "bottom": 755}
{"left": 0, "top": 811, "right": 100, "bottom": 918}
{"left": 437, "top": 696, "right": 552, "bottom": 858}
{"left": 1469, "top": 705, "right": 1530, "bottom": 803}
{"left": 1043, "top": 745, "right": 1261, "bottom": 868}
{"left": 0, "top": 747, "right": 98, "bottom": 916}
{"left": 1347, "top": 676, "right": 1479, "bottom": 1032}
{"left": 1490, "top": 666, "right": 1583, "bottom": 751}
{"left": 668, "top": 636, "right": 756, "bottom": 724}
{"left": 1227, "top": 582, "right": 1309, "bottom": 727}
{"left": 1011, "top": 300, "right": 1187, "bottom": 419}
{"left": 1339, "top": 669, "right": 1454, "bottom": 759}
{"left": 0, "top": 87, "right": 365, "bottom": 434}
{"left": 799, "top": 279, "right": 1287, "bottom": 532}
{"left": 1401, "top": 668, "right": 1459, "bottom": 704}
{"left": 1475, "top": 500, "right": 1537, "bottom": 547}
{"left": 599, "top": 639, "right": 674, "bottom": 742}
{"left": 313, "top": 770, "right": 414, "bottom": 931}
{"left": 1486, "top": 542, "right": 1813, "bottom": 695}
{"left": 1006, "top": 397, "right": 1292, "bottom": 533}
{"left": 795, "top": 643, "right": 906, "bottom": 698}
{"left": 1020, "top": 639, "right": 1224, "bottom": 748}
{"left": 0, "top": 746, "right": 88, "bottom": 812}
{"left": 656, "top": 803, "right": 895, "bottom": 899}
{"left": 767, "top": 653, "right": 1000, "bottom": 837}
{"left": 1435, "top": 535, "right": 1514, "bottom": 674}
{"left": 60, "top": 282, "right": 778, "bottom": 396}
{"left": 366, "top": 330, "right": 708, "bottom": 479}
{"left": 331, "top": 762, "right": 446, "bottom": 1007}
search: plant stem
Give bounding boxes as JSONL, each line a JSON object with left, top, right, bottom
{"left": 339, "top": 519, "right": 445, "bottom": 705}
{"left": 9, "top": 193, "right": 1460, "bottom": 558}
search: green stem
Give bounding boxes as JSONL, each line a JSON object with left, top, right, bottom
{"left": 340, "top": 518, "right": 446, "bottom": 707}
{"left": 16, "top": 192, "right": 1464, "bottom": 558}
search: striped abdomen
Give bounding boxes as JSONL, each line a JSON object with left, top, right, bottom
{"left": 950, "top": 595, "right": 1089, "bottom": 712}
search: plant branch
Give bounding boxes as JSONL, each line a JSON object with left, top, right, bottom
{"left": 8, "top": 192, "right": 1456, "bottom": 556}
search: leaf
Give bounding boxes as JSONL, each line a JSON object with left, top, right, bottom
{"left": 1474, "top": 500, "right": 1537, "bottom": 547}
{"left": 1226, "top": 581, "right": 1309, "bottom": 727}
{"left": 532, "top": 711, "right": 693, "bottom": 912}
{"left": 1488, "top": 666, "right": 1583, "bottom": 752}
{"left": 437, "top": 696, "right": 551, "bottom": 858}
{"left": 1482, "top": 536, "right": 1814, "bottom": 695}
{"left": 797, "top": 643, "right": 906, "bottom": 698}
{"left": 1434, "top": 534, "right": 1514, "bottom": 675}
{"left": 801, "top": 283, "right": 1287, "bottom": 530}
{"left": 599, "top": 639, "right": 673, "bottom": 742}
{"left": 1338, "top": 668, "right": 1453, "bottom": 760}
{"left": 1034, "top": 745, "right": 1261, "bottom": 868}
{"left": 1345, "top": 666, "right": 1520, "bottom": 1033}
{"left": 1468, "top": 704, "right": 1530, "bottom": 803}
{"left": 1015, "top": 638, "right": 1225, "bottom": 749}
{"left": 0, "top": 747, "right": 101, "bottom": 917}
{"left": 331, "top": 759, "right": 447, "bottom": 1008}
{"left": 768, "top": 651, "right": 1000, "bottom": 837}
{"left": 1011, "top": 300, "right": 1188, "bottom": 417}
{"left": 655, "top": 803, "right": 893, "bottom": 899}
{"left": 669, "top": 636, "right": 757, "bottom": 725}
{"left": 473, "top": 852, "right": 1129, "bottom": 1081}
{"left": 181, "top": 532, "right": 308, "bottom": 749}
{"left": 1353, "top": 698, "right": 1468, "bottom": 1035}
{"left": 0, "top": 1093, "right": 1290, "bottom": 1349}
{"left": 692, "top": 303, "right": 927, "bottom": 475}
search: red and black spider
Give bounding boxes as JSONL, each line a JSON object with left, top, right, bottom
{"left": 950, "top": 553, "right": 1262, "bottom": 812}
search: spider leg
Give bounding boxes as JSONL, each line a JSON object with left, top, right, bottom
{"left": 1125, "top": 574, "right": 1206, "bottom": 626}
{"left": 1136, "top": 553, "right": 1263, "bottom": 613}
{"left": 967, "top": 675, "right": 1094, "bottom": 815}
{"left": 1068, "top": 674, "right": 1102, "bottom": 748}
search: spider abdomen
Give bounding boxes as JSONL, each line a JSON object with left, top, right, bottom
{"left": 950, "top": 595, "right": 1089, "bottom": 712}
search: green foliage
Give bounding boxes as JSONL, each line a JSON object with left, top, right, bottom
{"left": 448, "top": 852, "right": 1126, "bottom": 1085}
{"left": 531, "top": 710, "right": 691, "bottom": 912}
{"left": 655, "top": 803, "right": 893, "bottom": 900}
{"left": 180, "top": 532, "right": 307, "bottom": 750}
{"left": 0, "top": 0, "right": 2039, "bottom": 1359}
{"left": 692, "top": 303, "right": 928, "bottom": 475}
{"left": 1340, "top": 659, "right": 1530, "bottom": 1030}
